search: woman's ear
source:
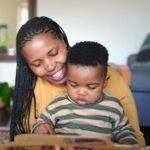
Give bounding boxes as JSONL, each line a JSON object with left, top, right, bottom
{"left": 61, "top": 35, "right": 67, "bottom": 48}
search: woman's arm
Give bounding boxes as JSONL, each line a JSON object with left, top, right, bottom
{"left": 104, "top": 66, "right": 145, "bottom": 146}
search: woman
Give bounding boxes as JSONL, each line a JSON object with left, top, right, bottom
{"left": 10, "top": 16, "right": 144, "bottom": 146}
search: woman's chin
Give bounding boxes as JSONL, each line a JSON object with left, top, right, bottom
{"left": 46, "top": 76, "right": 66, "bottom": 85}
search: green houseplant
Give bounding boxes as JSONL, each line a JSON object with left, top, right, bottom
{"left": 0, "top": 82, "right": 14, "bottom": 109}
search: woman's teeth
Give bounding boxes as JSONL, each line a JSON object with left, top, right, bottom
{"left": 51, "top": 69, "right": 65, "bottom": 81}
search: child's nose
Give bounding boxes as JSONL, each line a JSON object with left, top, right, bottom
{"left": 78, "top": 88, "right": 87, "bottom": 96}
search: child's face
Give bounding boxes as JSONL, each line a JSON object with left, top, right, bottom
{"left": 22, "top": 33, "right": 67, "bottom": 84}
{"left": 66, "top": 64, "right": 106, "bottom": 105}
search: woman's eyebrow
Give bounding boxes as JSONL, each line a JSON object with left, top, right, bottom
{"left": 31, "top": 59, "right": 42, "bottom": 64}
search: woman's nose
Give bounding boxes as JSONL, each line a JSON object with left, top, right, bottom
{"left": 44, "top": 59, "right": 55, "bottom": 71}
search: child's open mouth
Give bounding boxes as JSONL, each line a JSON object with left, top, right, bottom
{"left": 76, "top": 100, "right": 89, "bottom": 106}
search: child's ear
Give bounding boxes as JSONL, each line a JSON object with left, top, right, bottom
{"left": 103, "top": 75, "right": 110, "bottom": 88}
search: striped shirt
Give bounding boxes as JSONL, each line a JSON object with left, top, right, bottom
{"left": 33, "top": 93, "right": 137, "bottom": 144}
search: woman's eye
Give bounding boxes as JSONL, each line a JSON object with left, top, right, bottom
{"left": 33, "top": 64, "right": 41, "bottom": 67}
{"left": 30, "top": 62, "right": 42, "bottom": 67}
{"left": 50, "top": 49, "right": 58, "bottom": 56}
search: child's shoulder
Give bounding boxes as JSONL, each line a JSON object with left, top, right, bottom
{"left": 47, "top": 94, "right": 68, "bottom": 106}
{"left": 102, "top": 93, "right": 123, "bottom": 107}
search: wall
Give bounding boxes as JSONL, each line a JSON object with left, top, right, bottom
{"left": 0, "top": 0, "right": 26, "bottom": 48}
{"left": 0, "top": 62, "right": 16, "bottom": 86}
{"left": 37, "top": 0, "right": 150, "bottom": 64}
{"left": 1, "top": 0, "right": 150, "bottom": 85}
{"left": 0, "top": 0, "right": 27, "bottom": 86}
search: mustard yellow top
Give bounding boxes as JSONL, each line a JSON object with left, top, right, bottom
{"left": 31, "top": 66, "right": 145, "bottom": 146}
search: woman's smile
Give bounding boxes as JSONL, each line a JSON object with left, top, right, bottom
{"left": 45, "top": 66, "right": 67, "bottom": 82}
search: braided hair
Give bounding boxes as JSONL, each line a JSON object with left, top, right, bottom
{"left": 10, "top": 16, "right": 70, "bottom": 141}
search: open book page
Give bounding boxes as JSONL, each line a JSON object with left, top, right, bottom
{"left": 0, "top": 134, "right": 142, "bottom": 150}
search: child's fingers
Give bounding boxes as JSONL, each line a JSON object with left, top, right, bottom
{"left": 45, "top": 124, "right": 55, "bottom": 134}
{"left": 33, "top": 123, "right": 54, "bottom": 134}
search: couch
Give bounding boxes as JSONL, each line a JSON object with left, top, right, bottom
{"left": 127, "top": 33, "right": 150, "bottom": 127}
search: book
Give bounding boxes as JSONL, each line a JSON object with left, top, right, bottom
{"left": 0, "top": 134, "right": 141, "bottom": 150}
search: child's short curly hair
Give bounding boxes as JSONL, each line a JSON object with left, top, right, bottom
{"left": 67, "top": 41, "right": 109, "bottom": 77}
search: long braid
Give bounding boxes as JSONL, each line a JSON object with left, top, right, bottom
{"left": 10, "top": 16, "right": 70, "bottom": 141}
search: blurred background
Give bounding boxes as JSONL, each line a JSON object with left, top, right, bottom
{"left": 0, "top": 0, "right": 150, "bottom": 144}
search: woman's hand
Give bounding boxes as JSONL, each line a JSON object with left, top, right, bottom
{"left": 33, "top": 123, "right": 55, "bottom": 134}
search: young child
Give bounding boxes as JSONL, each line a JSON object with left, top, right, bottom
{"left": 32, "top": 41, "right": 138, "bottom": 145}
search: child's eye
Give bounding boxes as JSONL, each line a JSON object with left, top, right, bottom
{"left": 68, "top": 81, "right": 77, "bottom": 87}
{"left": 70, "top": 83, "right": 77, "bottom": 87}
{"left": 88, "top": 85, "right": 97, "bottom": 90}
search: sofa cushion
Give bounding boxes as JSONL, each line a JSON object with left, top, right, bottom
{"left": 131, "top": 72, "right": 150, "bottom": 92}
{"left": 136, "top": 33, "right": 150, "bottom": 61}
{"left": 136, "top": 49, "right": 150, "bottom": 61}
{"left": 130, "top": 61, "right": 150, "bottom": 70}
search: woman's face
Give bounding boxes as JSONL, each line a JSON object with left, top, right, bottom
{"left": 22, "top": 33, "right": 67, "bottom": 84}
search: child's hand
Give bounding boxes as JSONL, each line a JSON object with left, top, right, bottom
{"left": 33, "top": 123, "right": 55, "bottom": 134}
{"left": 119, "top": 139, "right": 138, "bottom": 145}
